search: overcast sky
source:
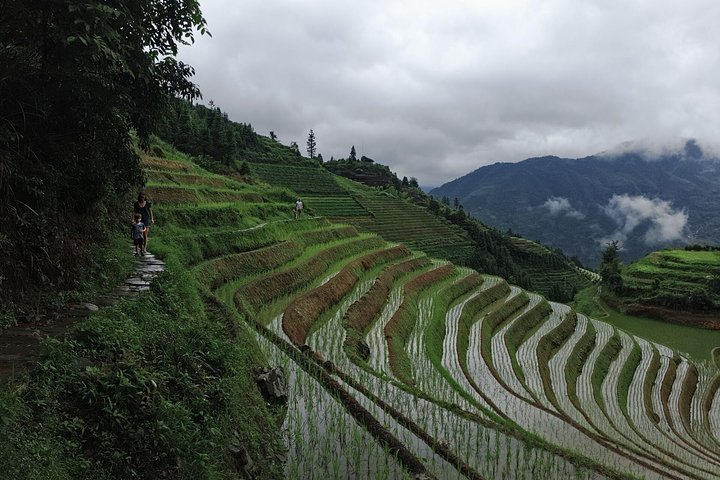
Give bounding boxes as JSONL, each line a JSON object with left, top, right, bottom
{"left": 178, "top": 0, "right": 720, "bottom": 186}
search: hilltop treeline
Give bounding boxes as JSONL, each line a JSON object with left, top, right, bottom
{"left": 155, "top": 98, "right": 308, "bottom": 167}
{"left": 0, "top": 1, "right": 206, "bottom": 298}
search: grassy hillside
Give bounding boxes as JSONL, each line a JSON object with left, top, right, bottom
{"left": 0, "top": 144, "right": 291, "bottom": 479}
{"left": 616, "top": 247, "right": 720, "bottom": 327}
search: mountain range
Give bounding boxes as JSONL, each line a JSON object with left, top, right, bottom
{"left": 431, "top": 139, "right": 720, "bottom": 266}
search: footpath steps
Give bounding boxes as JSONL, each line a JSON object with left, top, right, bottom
{"left": 0, "top": 250, "right": 165, "bottom": 377}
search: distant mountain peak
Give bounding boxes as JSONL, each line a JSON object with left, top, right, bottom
{"left": 431, "top": 137, "right": 720, "bottom": 266}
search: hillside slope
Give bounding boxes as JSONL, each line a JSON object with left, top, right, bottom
{"left": 619, "top": 247, "right": 720, "bottom": 327}
{"left": 431, "top": 139, "right": 720, "bottom": 266}
{"left": 156, "top": 99, "right": 592, "bottom": 301}
{"left": 155, "top": 145, "right": 720, "bottom": 479}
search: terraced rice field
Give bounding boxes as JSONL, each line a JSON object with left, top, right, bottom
{"left": 302, "top": 195, "right": 372, "bottom": 219}
{"left": 351, "top": 191, "right": 476, "bottom": 264}
{"left": 149, "top": 154, "right": 720, "bottom": 479}
{"left": 250, "top": 162, "right": 346, "bottom": 195}
{"left": 624, "top": 249, "right": 720, "bottom": 296}
{"left": 524, "top": 266, "right": 592, "bottom": 294}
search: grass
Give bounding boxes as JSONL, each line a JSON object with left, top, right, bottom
{"left": 235, "top": 235, "right": 385, "bottom": 315}
{"left": 0, "top": 262, "right": 285, "bottom": 479}
{"left": 621, "top": 249, "right": 720, "bottom": 312}
{"left": 572, "top": 286, "right": 720, "bottom": 363}
{"left": 0, "top": 141, "right": 294, "bottom": 478}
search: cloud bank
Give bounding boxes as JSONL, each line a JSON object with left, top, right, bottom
{"left": 178, "top": 0, "right": 720, "bottom": 185}
{"left": 600, "top": 194, "right": 688, "bottom": 246}
{"left": 541, "top": 197, "right": 585, "bottom": 219}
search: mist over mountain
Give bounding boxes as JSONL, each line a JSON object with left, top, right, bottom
{"left": 431, "top": 139, "right": 720, "bottom": 266}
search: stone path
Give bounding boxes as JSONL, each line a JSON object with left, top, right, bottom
{"left": 0, "top": 249, "right": 165, "bottom": 377}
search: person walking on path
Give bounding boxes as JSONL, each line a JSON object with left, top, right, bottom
{"left": 293, "top": 198, "right": 303, "bottom": 219}
{"left": 133, "top": 192, "right": 154, "bottom": 251}
{"left": 131, "top": 213, "right": 146, "bottom": 256}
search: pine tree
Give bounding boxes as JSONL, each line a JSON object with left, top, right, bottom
{"left": 306, "top": 129, "right": 316, "bottom": 158}
{"left": 349, "top": 145, "right": 357, "bottom": 161}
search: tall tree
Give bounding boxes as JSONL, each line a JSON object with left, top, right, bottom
{"left": 349, "top": 145, "right": 357, "bottom": 161}
{"left": 600, "top": 241, "right": 624, "bottom": 294}
{"left": 306, "top": 129, "right": 316, "bottom": 158}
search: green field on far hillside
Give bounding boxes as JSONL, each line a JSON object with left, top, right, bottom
{"left": 618, "top": 248, "right": 720, "bottom": 318}
{"left": 573, "top": 285, "right": 720, "bottom": 363}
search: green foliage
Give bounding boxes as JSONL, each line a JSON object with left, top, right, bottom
{"left": 1, "top": 266, "right": 284, "bottom": 479}
{"left": 546, "top": 282, "right": 577, "bottom": 303}
{"left": 600, "top": 241, "right": 624, "bottom": 294}
{"left": 0, "top": 0, "right": 207, "bottom": 295}
{"left": 324, "top": 158, "right": 401, "bottom": 188}
{"left": 156, "top": 98, "right": 270, "bottom": 167}
{"left": 238, "top": 161, "right": 251, "bottom": 176}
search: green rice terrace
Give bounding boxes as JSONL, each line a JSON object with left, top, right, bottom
{"left": 618, "top": 249, "right": 720, "bottom": 329}
{"left": 144, "top": 150, "right": 720, "bottom": 479}
{"left": 250, "top": 162, "right": 475, "bottom": 264}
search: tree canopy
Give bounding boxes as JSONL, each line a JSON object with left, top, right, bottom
{"left": 600, "top": 241, "right": 624, "bottom": 294}
{"left": 0, "top": 0, "right": 207, "bottom": 291}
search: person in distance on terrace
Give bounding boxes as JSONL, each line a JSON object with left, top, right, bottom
{"left": 293, "top": 198, "right": 304, "bottom": 219}
{"left": 133, "top": 192, "right": 155, "bottom": 252}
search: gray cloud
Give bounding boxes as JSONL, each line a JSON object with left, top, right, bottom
{"left": 600, "top": 194, "right": 688, "bottom": 245}
{"left": 541, "top": 197, "right": 585, "bottom": 219}
{"left": 179, "top": 0, "right": 720, "bottom": 185}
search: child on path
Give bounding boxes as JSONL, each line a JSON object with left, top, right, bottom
{"left": 133, "top": 192, "right": 155, "bottom": 251}
{"left": 131, "top": 213, "right": 146, "bottom": 256}
{"left": 293, "top": 198, "right": 304, "bottom": 219}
